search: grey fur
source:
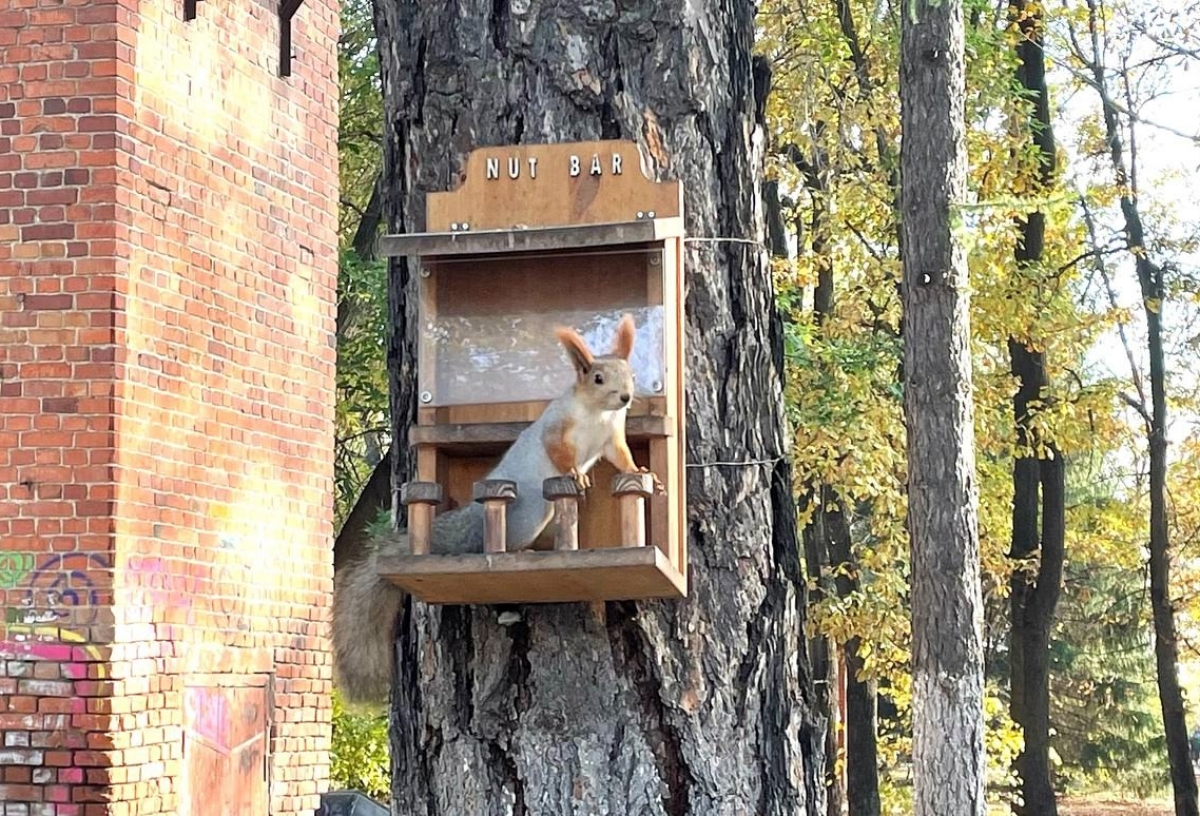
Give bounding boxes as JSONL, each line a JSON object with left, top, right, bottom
{"left": 332, "top": 318, "right": 641, "bottom": 702}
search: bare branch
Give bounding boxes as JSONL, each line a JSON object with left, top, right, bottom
{"left": 1078, "top": 193, "right": 1149, "bottom": 415}
{"left": 1119, "top": 390, "right": 1152, "bottom": 425}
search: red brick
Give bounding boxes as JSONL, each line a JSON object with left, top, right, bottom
{"left": 1, "top": 0, "right": 338, "bottom": 812}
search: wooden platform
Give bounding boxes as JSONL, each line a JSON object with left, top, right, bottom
{"left": 377, "top": 546, "right": 687, "bottom": 605}
{"left": 409, "top": 415, "right": 672, "bottom": 453}
{"left": 379, "top": 218, "right": 684, "bottom": 259}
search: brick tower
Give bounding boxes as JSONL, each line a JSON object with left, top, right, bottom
{"left": 0, "top": 0, "right": 339, "bottom": 813}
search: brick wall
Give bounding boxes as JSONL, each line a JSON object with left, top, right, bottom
{"left": 0, "top": 0, "right": 339, "bottom": 813}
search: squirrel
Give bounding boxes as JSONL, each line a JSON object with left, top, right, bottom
{"left": 332, "top": 313, "right": 663, "bottom": 702}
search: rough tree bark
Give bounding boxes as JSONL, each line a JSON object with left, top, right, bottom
{"left": 1007, "top": 2, "right": 1065, "bottom": 813}
{"left": 373, "top": 2, "right": 825, "bottom": 814}
{"left": 899, "top": 0, "right": 986, "bottom": 814}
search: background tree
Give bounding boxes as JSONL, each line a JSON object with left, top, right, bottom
{"left": 329, "top": 0, "right": 392, "bottom": 799}
{"left": 372, "top": 1, "right": 825, "bottom": 812}
{"left": 1006, "top": 1, "right": 1066, "bottom": 813}
{"left": 1060, "top": 0, "right": 1200, "bottom": 810}
{"left": 900, "top": 0, "right": 987, "bottom": 813}
{"left": 335, "top": 0, "right": 389, "bottom": 530}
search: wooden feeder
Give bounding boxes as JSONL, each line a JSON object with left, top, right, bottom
{"left": 375, "top": 140, "right": 687, "bottom": 605}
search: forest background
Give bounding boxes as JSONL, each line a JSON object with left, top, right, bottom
{"left": 326, "top": 0, "right": 1200, "bottom": 811}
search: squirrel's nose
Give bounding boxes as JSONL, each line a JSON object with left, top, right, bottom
{"left": 619, "top": 393, "right": 631, "bottom": 404}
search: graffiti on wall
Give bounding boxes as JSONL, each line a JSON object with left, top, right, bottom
{"left": 0, "top": 552, "right": 112, "bottom": 673}
{"left": 127, "top": 554, "right": 194, "bottom": 609}
{"left": 0, "top": 552, "right": 34, "bottom": 589}
{"left": 183, "top": 683, "right": 270, "bottom": 816}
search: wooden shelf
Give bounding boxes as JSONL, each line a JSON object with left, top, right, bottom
{"left": 377, "top": 546, "right": 687, "bottom": 605}
{"left": 409, "top": 415, "right": 672, "bottom": 452}
{"left": 378, "top": 217, "right": 684, "bottom": 259}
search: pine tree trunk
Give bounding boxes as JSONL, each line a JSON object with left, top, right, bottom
{"left": 372, "top": 2, "right": 825, "bottom": 813}
{"left": 899, "top": 0, "right": 986, "bottom": 813}
{"left": 1007, "top": 3, "right": 1064, "bottom": 812}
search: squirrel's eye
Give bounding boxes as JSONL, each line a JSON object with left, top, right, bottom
{"left": 593, "top": 373, "right": 604, "bottom": 385}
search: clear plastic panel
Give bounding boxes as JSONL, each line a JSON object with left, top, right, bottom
{"left": 420, "top": 306, "right": 665, "bottom": 406}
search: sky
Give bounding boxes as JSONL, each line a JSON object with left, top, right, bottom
{"left": 1046, "top": 0, "right": 1200, "bottom": 443}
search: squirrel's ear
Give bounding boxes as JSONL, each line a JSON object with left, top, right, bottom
{"left": 612, "top": 314, "right": 636, "bottom": 360}
{"left": 555, "top": 327, "right": 594, "bottom": 377}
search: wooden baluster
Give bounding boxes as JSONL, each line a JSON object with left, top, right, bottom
{"left": 401, "top": 481, "right": 443, "bottom": 556}
{"left": 473, "top": 479, "right": 518, "bottom": 554}
{"left": 543, "top": 476, "right": 583, "bottom": 551}
{"left": 611, "top": 472, "right": 656, "bottom": 548}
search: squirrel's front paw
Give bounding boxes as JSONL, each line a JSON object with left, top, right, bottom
{"left": 569, "top": 468, "right": 592, "bottom": 491}
{"left": 638, "top": 466, "right": 666, "bottom": 496}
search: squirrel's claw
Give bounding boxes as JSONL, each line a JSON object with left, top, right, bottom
{"left": 569, "top": 467, "right": 592, "bottom": 491}
{"left": 638, "top": 466, "right": 666, "bottom": 496}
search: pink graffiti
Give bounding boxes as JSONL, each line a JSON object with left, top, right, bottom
{"left": 127, "top": 555, "right": 193, "bottom": 610}
{"left": 0, "top": 626, "right": 108, "bottom": 679}
{"left": 0, "top": 639, "right": 73, "bottom": 662}
{"left": 186, "top": 686, "right": 232, "bottom": 752}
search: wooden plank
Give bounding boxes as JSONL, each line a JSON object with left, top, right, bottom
{"left": 410, "top": 415, "right": 671, "bottom": 448}
{"left": 380, "top": 218, "right": 684, "bottom": 259}
{"left": 417, "top": 259, "right": 438, "bottom": 405}
{"left": 417, "top": 397, "right": 666, "bottom": 427}
{"left": 427, "top": 250, "right": 658, "bottom": 318}
{"left": 665, "top": 235, "right": 687, "bottom": 583}
{"left": 377, "top": 546, "right": 687, "bottom": 605}
{"left": 424, "top": 141, "right": 683, "bottom": 232}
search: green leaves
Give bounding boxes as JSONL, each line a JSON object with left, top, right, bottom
{"left": 330, "top": 689, "right": 391, "bottom": 802}
{"left": 334, "top": 250, "right": 390, "bottom": 529}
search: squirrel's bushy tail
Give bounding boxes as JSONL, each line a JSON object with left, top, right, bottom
{"left": 332, "top": 537, "right": 405, "bottom": 703}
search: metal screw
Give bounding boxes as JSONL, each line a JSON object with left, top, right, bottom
{"left": 649, "top": 255, "right": 661, "bottom": 267}
{"left": 652, "top": 380, "right": 663, "bottom": 393}
{"left": 419, "top": 267, "right": 431, "bottom": 278}
{"left": 461, "top": 222, "right": 470, "bottom": 231}
{"left": 420, "top": 391, "right": 433, "bottom": 404}
{"left": 637, "top": 211, "right": 645, "bottom": 219}
{"left": 648, "top": 210, "right": 656, "bottom": 218}
{"left": 451, "top": 222, "right": 459, "bottom": 231}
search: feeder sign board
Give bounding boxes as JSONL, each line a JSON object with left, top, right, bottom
{"left": 426, "top": 140, "right": 681, "bottom": 233}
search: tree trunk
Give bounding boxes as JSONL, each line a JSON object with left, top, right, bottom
{"left": 1144, "top": 251, "right": 1198, "bottom": 816}
{"left": 1007, "top": 3, "right": 1064, "bottom": 813}
{"left": 801, "top": 517, "right": 842, "bottom": 816}
{"left": 373, "top": 3, "right": 825, "bottom": 813}
{"left": 899, "top": 1, "right": 986, "bottom": 814}
{"left": 334, "top": 449, "right": 393, "bottom": 571}
{"left": 1078, "top": 4, "right": 1199, "bottom": 806}
{"left": 795, "top": 155, "right": 847, "bottom": 816}
{"left": 822, "top": 491, "right": 880, "bottom": 816}
{"left": 765, "top": 177, "right": 842, "bottom": 816}
{"left": 352, "top": 172, "right": 385, "bottom": 261}
{"left": 810, "top": 186, "right": 878, "bottom": 816}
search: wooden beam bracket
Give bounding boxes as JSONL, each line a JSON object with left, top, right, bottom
{"left": 279, "top": 0, "right": 305, "bottom": 77}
